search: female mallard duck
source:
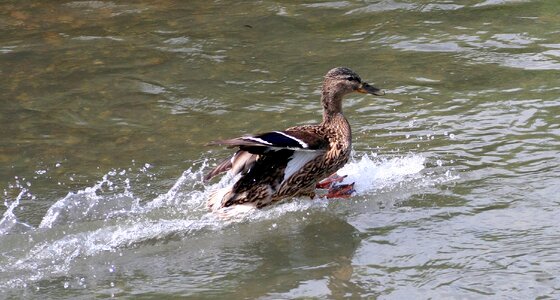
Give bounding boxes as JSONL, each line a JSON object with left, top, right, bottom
{"left": 205, "top": 67, "right": 384, "bottom": 211}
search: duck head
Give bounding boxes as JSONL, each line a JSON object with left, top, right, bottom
{"left": 321, "top": 67, "right": 384, "bottom": 116}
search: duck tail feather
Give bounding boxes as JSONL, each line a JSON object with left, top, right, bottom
{"left": 207, "top": 187, "right": 232, "bottom": 211}
{"left": 204, "top": 150, "right": 258, "bottom": 182}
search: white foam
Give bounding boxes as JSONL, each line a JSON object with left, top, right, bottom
{"left": 337, "top": 153, "right": 426, "bottom": 193}
{"left": 0, "top": 153, "right": 459, "bottom": 289}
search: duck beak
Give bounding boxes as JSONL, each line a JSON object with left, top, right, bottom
{"left": 357, "top": 82, "right": 385, "bottom": 96}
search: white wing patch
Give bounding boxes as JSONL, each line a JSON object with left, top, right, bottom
{"left": 282, "top": 151, "right": 321, "bottom": 184}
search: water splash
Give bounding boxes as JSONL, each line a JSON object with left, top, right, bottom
{"left": 0, "top": 189, "right": 33, "bottom": 235}
{"left": 0, "top": 152, "right": 456, "bottom": 289}
{"left": 338, "top": 153, "right": 427, "bottom": 194}
{"left": 39, "top": 173, "right": 139, "bottom": 229}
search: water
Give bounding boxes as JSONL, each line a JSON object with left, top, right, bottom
{"left": 1, "top": 0, "right": 559, "bottom": 298}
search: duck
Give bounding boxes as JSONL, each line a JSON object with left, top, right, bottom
{"left": 204, "top": 67, "right": 384, "bottom": 211}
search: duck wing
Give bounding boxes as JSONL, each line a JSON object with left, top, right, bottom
{"left": 203, "top": 150, "right": 256, "bottom": 181}
{"left": 207, "top": 129, "right": 328, "bottom": 151}
{"left": 204, "top": 129, "right": 328, "bottom": 181}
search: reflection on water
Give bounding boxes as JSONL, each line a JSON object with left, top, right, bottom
{"left": 1, "top": 0, "right": 560, "bottom": 298}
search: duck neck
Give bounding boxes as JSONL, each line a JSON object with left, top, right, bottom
{"left": 321, "top": 90, "right": 344, "bottom": 124}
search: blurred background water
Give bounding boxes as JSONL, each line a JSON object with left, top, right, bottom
{"left": 1, "top": 0, "right": 560, "bottom": 298}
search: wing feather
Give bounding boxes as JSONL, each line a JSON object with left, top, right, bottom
{"left": 207, "top": 129, "right": 328, "bottom": 153}
{"left": 282, "top": 151, "right": 322, "bottom": 184}
{"left": 204, "top": 150, "right": 258, "bottom": 181}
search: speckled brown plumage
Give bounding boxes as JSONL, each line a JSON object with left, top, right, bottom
{"left": 206, "top": 67, "right": 384, "bottom": 210}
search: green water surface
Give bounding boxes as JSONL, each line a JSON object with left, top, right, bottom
{"left": 1, "top": 0, "right": 560, "bottom": 298}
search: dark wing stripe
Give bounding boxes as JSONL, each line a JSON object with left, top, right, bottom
{"left": 241, "top": 136, "right": 273, "bottom": 146}
{"left": 252, "top": 131, "right": 308, "bottom": 149}
{"left": 284, "top": 130, "right": 329, "bottom": 150}
{"left": 273, "top": 131, "right": 309, "bottom": 148}
{"left": 208, "top": 130, "right": 328, "bottom": 153}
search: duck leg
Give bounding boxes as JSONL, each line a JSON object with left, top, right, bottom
{"left": 317, "top": 173, "right": 355, "bottom": 198}
{"left": 316, "top": 174, "right": 347, "bottom": 189}
{"left": 325, "top": 182, "right": 355, "bottom": 199}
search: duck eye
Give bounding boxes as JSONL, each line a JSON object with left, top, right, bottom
{"left": 346, "top": 76, "right": 359, "bottom": 82}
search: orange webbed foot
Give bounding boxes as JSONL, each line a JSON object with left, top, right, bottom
{"left": 325, "top": 182, "right": 355, "bottom": 199}
{"left": 316, "top": 174, "right": 347, "bottom": 189}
